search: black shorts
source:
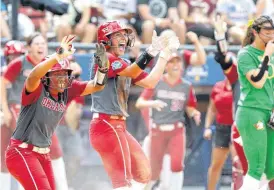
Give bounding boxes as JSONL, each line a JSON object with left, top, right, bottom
{"left": 214, "top": 125, "right": 232, "bottom": 148}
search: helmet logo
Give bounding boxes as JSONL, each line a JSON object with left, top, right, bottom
{"left": 59, "top": 59, "right": 69, "bottom": 68}
{"left": 102, "top": 27, "right": 110, "bottom": 33}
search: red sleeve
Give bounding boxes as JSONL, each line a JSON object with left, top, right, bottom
{"left": 68, "top": 81, "right": 88, "bottom": 102}
{"left": 225, "top": 63, "right": 238, "bottom": 85}
{"left": 182, "top": 50, "right": 193, "bottom": 66}
{"left": 140, "top": 88, "right": 155, "bottom": 100}
{"left": 21, "top": 82, "right": 43, "bottom": 106}
{"left": 73, "top": 96, "right": 85, "bottom": 105}
{"left": 187, "top": 85, "right": 197, "bottom": 108}
{"left": 3, "top": 58, "right": 22, "bottom": 83}
{"left": 132, "top": 71, "right": 148, "bottom": 84}
{"left": 107, "top": 54, "right": 128, "bottom": 78}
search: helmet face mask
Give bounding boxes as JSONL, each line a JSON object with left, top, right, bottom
{"left": 43, "top": 59, "right": 74, "bottom": 91}
{"left": 44, "top": 70, "right": 74, "bottom": 90}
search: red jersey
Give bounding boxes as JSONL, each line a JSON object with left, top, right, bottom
{"left": 210, "top": 80, "right": 233, "bottom": 125}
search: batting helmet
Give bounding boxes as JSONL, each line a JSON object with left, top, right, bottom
{"left": 4, "top": 41, "right": 25, "bottom": 56}
{"left": 97, "top": 21, "right": 134, "bottom": 48}
{"left": 43, "top": 59, "right": 74, "bottom": 90}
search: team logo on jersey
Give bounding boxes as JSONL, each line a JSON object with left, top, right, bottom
{"left": 41, "top": 97, "right": 66, "bottom": 112}
{"left": 112, "top": 61, "right": 122, "bottom": 70}
{"left": 254, "top": 121, "right": 264, "bottom": 130}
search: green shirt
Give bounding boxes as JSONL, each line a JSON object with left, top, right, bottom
{"left": 237, "top": 45, "right": 274, "bottom": 111}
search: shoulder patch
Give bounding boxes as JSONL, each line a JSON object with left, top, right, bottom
{"left": 112, "top": 61, "right": 123, "bottom": 70}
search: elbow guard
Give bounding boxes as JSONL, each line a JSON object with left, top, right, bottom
{"left": 251, "top": 56, "right": 269, "bottom": 82}
{"left": 214, "top": 52, "right": 233, "bottom": 71}
{"left": 135, "top": 51, "right": 154, "bottom": 70}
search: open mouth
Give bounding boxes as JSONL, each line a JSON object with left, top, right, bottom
{"left": 118, "top": 42, "right": 126, "bottom": 51}
{"left": 37, "top": 50, "right": 44, "bottom": 55}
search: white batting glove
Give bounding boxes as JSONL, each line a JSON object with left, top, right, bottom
{"left": 159, "top": 35, "right": 180, "bottom": 61}
{"left": 146, "top": 30, "right": 170, "bottom": 57}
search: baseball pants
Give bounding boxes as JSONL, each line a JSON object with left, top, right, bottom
{"left": 1, "top": 104, "right": 21, "bottom": 172}
{"left": 5, "top": 139, "right": 55, "bottom": 190}
{"left": 236, "top": 107, "right": 274, "bottom": 180}
{"left": 149, "top": 124, "right": 185, "bottom": 180}
{"left": 89, "top": 117, "right": 151, "bottom": 189}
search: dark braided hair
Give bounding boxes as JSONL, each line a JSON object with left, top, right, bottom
{"left": 242, "top": 15, "right": 274, "bottom": 47}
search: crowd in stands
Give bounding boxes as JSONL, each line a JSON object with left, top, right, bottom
{"left": 1, "top": 0, "right": 273, "bottom": 48}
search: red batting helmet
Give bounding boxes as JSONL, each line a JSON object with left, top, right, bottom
{"left": 4, "top": 41, "right": 25, "bottom": 56}
{"left": 44, "top": 59, "right": 74, "bottom": 89}
{"left": 97, "top": 21, "right": 134, "bottom": 48}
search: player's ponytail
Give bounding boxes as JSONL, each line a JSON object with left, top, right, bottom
{"left": 242, "top": 25, "right": 255, "bottom": 47}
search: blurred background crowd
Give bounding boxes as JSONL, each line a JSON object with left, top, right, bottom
{"left": 1, "top": 0, "right": 274, "bottom": 189}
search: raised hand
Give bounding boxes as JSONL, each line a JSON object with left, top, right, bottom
{"left": 214, "top": 15, "right": 227, "bottom": 40}
{"left": 159, "top": 31, "right": 180, "bottom": 60}
{"left": 95, "top": 43, "right": 109, "bottom": 71}
{"left": 146, "top": 30, "right": 171, "bottom": 57}
{"left": 186, "top": 31, "right": 199, "bottom": 44}
{"left": 56, "top": 35, "right": 76, "bottom": 61}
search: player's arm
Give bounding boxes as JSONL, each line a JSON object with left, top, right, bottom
{"left": 118, "top": 31, "right": 180, "bottom": 85}
{"left": 80, "top": 43, "right": 109, "bottom": 96}
{"left": 26, "top": 35, "right": 76, "bottom": 93}
{"left": 243, "top": 41, "right": 274, "bottom": 89}
{"left": 135, "top": 88, "right": 167, "bottom": 111}
{"left": 185, "top": 85, "right": 201, "bottom": 125}
{"left": 186, "top": 32, "right": 207, "bottom": 66}
{"left": 0, "top": 59, "right": 22, "bottom": 124}
{"left": 204, "top": 98, "right": 217, "bottom": 130}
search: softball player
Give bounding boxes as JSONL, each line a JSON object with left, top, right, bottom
{"left": 235, "top": 15, "right": 274, "bottom": 190}
{"left": 1, "top": 33, "right": 69, "bottom": 190}
{"left": 136, "top": 52, "right": 201, "bottom": 190}
{"left": 5, "top": 35, "right": 108, "bottom": 190}
{"left": 89, "top": 21, "right": 180, "bottom": 190}
{"left": 0, "top": 40, "right": 25, "bottom": 190}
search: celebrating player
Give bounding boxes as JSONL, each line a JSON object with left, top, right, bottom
{"left": 5, "top": 35, "right": 108, "bottom": 190}
{"left": 0, "top": 40, "right": 25, "bottom": 190}
{"left": 135, "top": 52, "right": 201, "bottom": 190}
{"left": 89, "top": 21, "right": 180, "bottom": 190}
{"left": 1, "top": 33, "right": 69, "bottom": 190}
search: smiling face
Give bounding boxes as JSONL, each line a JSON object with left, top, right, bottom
{"left": 109, "top": 30, "right": 129, "bottom": 56}
{"left": 48, "top": 70, "right": 69, "bottom": 93}
{"left": 27, "top": 35, "right": 48, "bottom": 64}
{"left": 165, "top": 57, "right": 183, "bottom": 78}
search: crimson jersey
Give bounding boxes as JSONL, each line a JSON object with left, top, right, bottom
{"left": 3, "top": 55, "right": 36, "bottom": 104}
{"left": 91, "top": 53, "right": 147, "bottom": 117}
{"left": 141, "top": 77, "right": 197, "bottom": 125}
{"left": 210, "top": 80, "right": 233, "bottom": 125}
{"left": 12, "top": 81, "right": 87, "bottom": 147}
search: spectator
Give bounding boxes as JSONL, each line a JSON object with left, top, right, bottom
{"left": 56, "top": 0, "right": 99, "bottom": 46}
{"left": 256, "top": 0, "right": 274, "bottom": 20}
{"left": 19, "top": 6, "right": 48, "bottom": 39}
{"left": 178, "top": 0, "right": 217, "bottom": 44}
{"left": 100, "top": 0, "right": 142, "bottom": 43}
{"left": 134, "top": 0, "right": 186, "bottom": 44}
{"left": 216, "top": 0, "right": 256, "bottom": 44}
{"left": 1, "top": 2, "right": 11, "bottom": 40}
